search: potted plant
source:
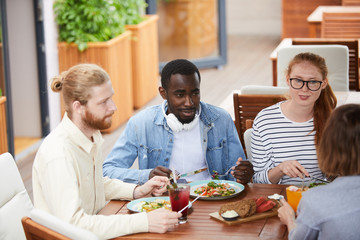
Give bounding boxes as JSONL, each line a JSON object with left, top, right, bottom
{"left": 54, "top": 0, "right": 134, "bottom": 133}
{"left": 117, "top": 0, "right": 159, "bottom": 109}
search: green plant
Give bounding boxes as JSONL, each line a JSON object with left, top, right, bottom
{"left": 113, "top": 0, "right": 147, "bottom": 25}
{"left": 53, "top": 0, "right": 147, "bottom": 51}
{"left": 54, "top": 0, "right": 125, "bottom": 51}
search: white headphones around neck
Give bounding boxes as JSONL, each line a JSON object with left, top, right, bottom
{"left": 162, "top": 101, "right": 201, "bottom": 133}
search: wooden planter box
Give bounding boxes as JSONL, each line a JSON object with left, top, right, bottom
{"left": 58, "top": 32, "right": 133, "bottom": 133}
{"left": 157, "top": 0, "right": 218, "bottom": 61}
{"left": 126, "top": 15, "right": 159, "bottom": 109}
{"left": 0, "top": 96, "right": 8, "bottom": 154}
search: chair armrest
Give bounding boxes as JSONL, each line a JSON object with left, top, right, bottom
{"left": 30, "top": 209, "right": 99, "bottom": 240}
{"left": 269, "top": 38, "right": 293, "bottom": 60}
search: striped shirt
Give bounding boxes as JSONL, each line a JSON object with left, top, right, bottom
{"left": 251, "top": 101, "right": 324, "bottom": 185}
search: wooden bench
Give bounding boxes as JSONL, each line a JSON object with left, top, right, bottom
{"left": 342, "top": 0, "right": 360, "bottom": 6}
{"left": 321, "top": 12, "right": 360, "bottom": 39}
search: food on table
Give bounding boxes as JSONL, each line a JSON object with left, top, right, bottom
{"left": 219, "top": 199, "right": 256, "bottom": 218}
{"left": 194, "top": 181, "right": 235, "bottom": 197}
{"left": 137, "top": 198, "right": 171, "bottom": 212}
{"left": 256, "top": 199, "right": 277, "bottom": 213}
{"left": 222, "top": 210, "right": 239, "bottom": 218}
{"left": 268, "top": 193, "right": 284, "bottom": 200}
{"left": 212, "top": 170, "right": 219, "bottom": 180}
{"left": 255, "top": 196, "right": 266, "bottom": 207}
{"left": 221, "top": 210, "right": 239, "bottom": 221}
{"left": 219, "top": 197, "right": 278, "bottom": 220}
{"left": 308, "top": 182, "right": 327, "bottom": 188}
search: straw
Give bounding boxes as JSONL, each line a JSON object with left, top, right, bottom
{"left": 178, "top": 192, "right": 206, "bottom": 214}
{"left": 172, "top": 168, "right": 177, "bottom": 184}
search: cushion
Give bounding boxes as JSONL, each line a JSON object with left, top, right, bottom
{"left": 277, "top": 45, "right": 349, "bottom": 91}
{"left": 240, "top": 85, "right": 289, "bottom": 95}
{"left": 0, "top": 153, "right": 33, "bottom": 240}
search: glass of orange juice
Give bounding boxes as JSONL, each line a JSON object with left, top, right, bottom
{"left": 286, "top": 186, "right": 305, "bottom": 212}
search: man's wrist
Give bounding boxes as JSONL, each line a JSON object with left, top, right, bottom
{"left": 133, "top": 185, "right": 140, "bottom": 199}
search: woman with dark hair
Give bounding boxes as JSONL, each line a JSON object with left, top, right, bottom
{"left": 278, "top": 104, "right": 360, "bottom": 239}
{"left": 251, "top": 52, "right": 337, "bottom": 185}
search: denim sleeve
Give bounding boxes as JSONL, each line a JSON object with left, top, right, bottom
{"left": 225, "top": 113, "right": 246, "bottom": 181}
{"left": 103, "top": 120, "right": 151, "bottom": 185}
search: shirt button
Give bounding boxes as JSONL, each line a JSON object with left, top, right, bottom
{"left": 169, "top": 139, "right": 173, "bottom": 143}
{"left": 165, "top": 158, "right": 169, "bottom": 161}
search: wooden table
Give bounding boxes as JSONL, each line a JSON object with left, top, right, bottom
{"left": 307, "top": 6, "right": 360, "bottom": 37}
{"left": 98, "top": 183, "right": 289, "bottom": 240}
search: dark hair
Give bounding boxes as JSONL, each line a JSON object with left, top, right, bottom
{"left": 286, "top": 52, "right": 337, "bottom": 145}
{"left": 160, "top": 59, "right": 201, "bottom": 90}
{"left": 318, "top": 104, "right": 360, "bottom": 176}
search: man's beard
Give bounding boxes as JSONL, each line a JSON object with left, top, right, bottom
{"left": 83, "top": 109, "right": 113, "bottom": 130}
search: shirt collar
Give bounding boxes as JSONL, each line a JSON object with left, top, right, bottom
{"left": 62, "top": 112, "right": 104, "bottom": 154}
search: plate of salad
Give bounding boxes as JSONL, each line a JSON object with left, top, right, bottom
{"left": 127, "top": 197, "right": 172, "bottom": 213}
{"left": 189, "top": 180, "right": 245, "bottom": 200}
{"left": 127, "top": 196, "right": 192, "bottom": 213}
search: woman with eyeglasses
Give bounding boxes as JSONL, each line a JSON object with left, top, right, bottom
{"left": 251, "top": 52, "right": 336, "bottom": 185}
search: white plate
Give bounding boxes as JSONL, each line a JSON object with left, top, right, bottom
{"left": 189, "top": 180, "right": 244, "bottom": 200}
{"left": 127, "top": 196, "right": 192, "bottom": 212}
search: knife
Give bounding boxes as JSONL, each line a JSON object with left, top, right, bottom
{"left": 170, "top": 167, "right": 208, "bottom": 180}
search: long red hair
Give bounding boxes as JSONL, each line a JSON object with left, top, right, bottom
{"left": 286, "top": 52, "right": 337, "bottom": 145}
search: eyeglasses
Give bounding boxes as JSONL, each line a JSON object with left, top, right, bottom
{"left": 289, "top": 78, "right": 323, "bottom": 91}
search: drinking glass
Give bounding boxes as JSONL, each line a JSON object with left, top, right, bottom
{"left": 286, "top": 186, "right": 304, "bottom": 212}
{"left": 168, "top": 183, "right": 190, "bottom": 224}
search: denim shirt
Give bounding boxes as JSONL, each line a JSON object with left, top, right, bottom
{"left": 103, "top": 101, "right": 246, "bottom": 185}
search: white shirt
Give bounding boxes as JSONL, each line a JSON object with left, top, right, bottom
{"left": 169, "top": 119, "right": 212, "bottom": 181}
{"left": 32, "top": 113, "right": 148, "bottom": 239}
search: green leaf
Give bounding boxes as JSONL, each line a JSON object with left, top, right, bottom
{"left": 54, "top": 0, "right": 146, "bottom": 51}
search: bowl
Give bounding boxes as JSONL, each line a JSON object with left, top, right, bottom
{"left": 221, "top": 210, "right": 239, "bottom": 221}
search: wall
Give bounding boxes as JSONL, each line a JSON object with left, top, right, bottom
{"left": 43, "top": 0, "right": 61, "bottom": 131}
{"left": 226, "top": 0, "right": 281, "bottom": 35}
{"left": 7, "top": 0, "right": 41, "bottom": 137}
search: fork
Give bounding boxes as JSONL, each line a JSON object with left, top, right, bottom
{"left": 169, "top": 169, "right": 180, "bottom": 182}
{"left": 216, "top": 166, "right": 236, "bottom": 177}
{"left": 308, "top": 175, "right": 330, "bottom": 184}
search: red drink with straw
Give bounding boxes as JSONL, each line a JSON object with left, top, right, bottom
{"left": 169, "top": 184, "right": 190, "bottom": 224}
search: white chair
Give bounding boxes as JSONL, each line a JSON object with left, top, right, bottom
{"left": 276, "top": 45, "right": 349, "bottom": 91}
{"left": 243, "top": 128, "right": 253, "bottom": 160}
{"left": 0, "top": 152, "right": 33, "bottom": 240}
{"left": 240, "top": 85, "right": 289, "bottom": 95}
{"left": 22, "top": 209, "right": 99, "bottom": 240}
{"left": 0, "top": 152, "right": 98, "bottom": 240}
